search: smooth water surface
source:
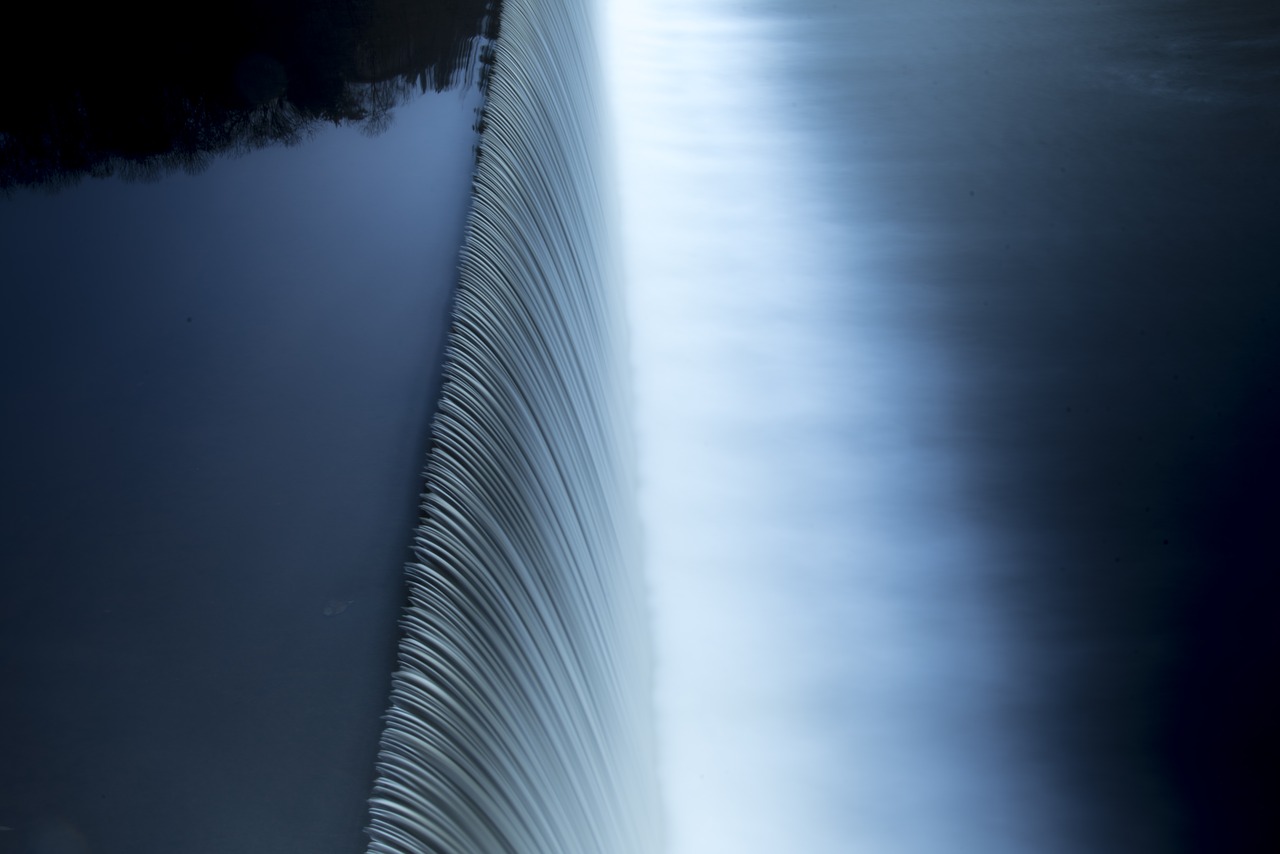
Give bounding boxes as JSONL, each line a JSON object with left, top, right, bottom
{"left": 0, "top": 87, "right": 480, "bottom": 854}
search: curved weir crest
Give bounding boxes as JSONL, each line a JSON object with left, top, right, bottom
{"left": 365, "top": 0, "right": 660, "bottom": 851}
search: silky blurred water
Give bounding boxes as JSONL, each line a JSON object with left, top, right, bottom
{"left": 365, "top": 1, "right": 660, "bottom": 850}
{"left": 608, "top": 1, "right": 1279, "bottom": 852}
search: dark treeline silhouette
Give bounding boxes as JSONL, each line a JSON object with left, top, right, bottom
{"left": 0, "top": 0, "right": 501, "bottom": 191}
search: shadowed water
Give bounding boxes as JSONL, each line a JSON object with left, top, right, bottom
{"left": 0, "top": 6, "right": 490, "bottom": 851}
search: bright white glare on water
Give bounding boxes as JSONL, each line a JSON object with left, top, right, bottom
{"left": 604, "top": 1, "right": 1073, "bottom": 852}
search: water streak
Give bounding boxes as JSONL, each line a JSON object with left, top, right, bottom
{"left": 365, "top": 1, "right": 659, "bottom": 851}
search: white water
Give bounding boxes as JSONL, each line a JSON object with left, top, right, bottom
{"left": 366, "top": 1, "right": 659, "bottom": 850}
{"left": 607, "top": 2, "right": 1070, "bottom": 852}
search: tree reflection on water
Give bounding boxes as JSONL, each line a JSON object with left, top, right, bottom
{"left": 0, "top": 0, "right": 501, "bottom": 192}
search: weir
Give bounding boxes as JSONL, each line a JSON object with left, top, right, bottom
{"left": 364, "top": 0, "right": 660, "bottom": 851}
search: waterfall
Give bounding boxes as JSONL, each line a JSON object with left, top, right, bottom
{"left": 365, "top": 0, "right": 660, "bottom": 851}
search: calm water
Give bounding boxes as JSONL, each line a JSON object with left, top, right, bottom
{"left": 610, "top": 1, "right": 1279, "bottom": 852}
{"left": 0, "top": 85, "right": 480, "bottom": 854}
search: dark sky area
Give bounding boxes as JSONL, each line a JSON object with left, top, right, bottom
{"left": 0, "top": 6, "right": 486, "bottom": 850}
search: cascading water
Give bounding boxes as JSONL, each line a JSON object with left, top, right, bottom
{"left": 364, "top": 1, "right": 660, "bottom": 851}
